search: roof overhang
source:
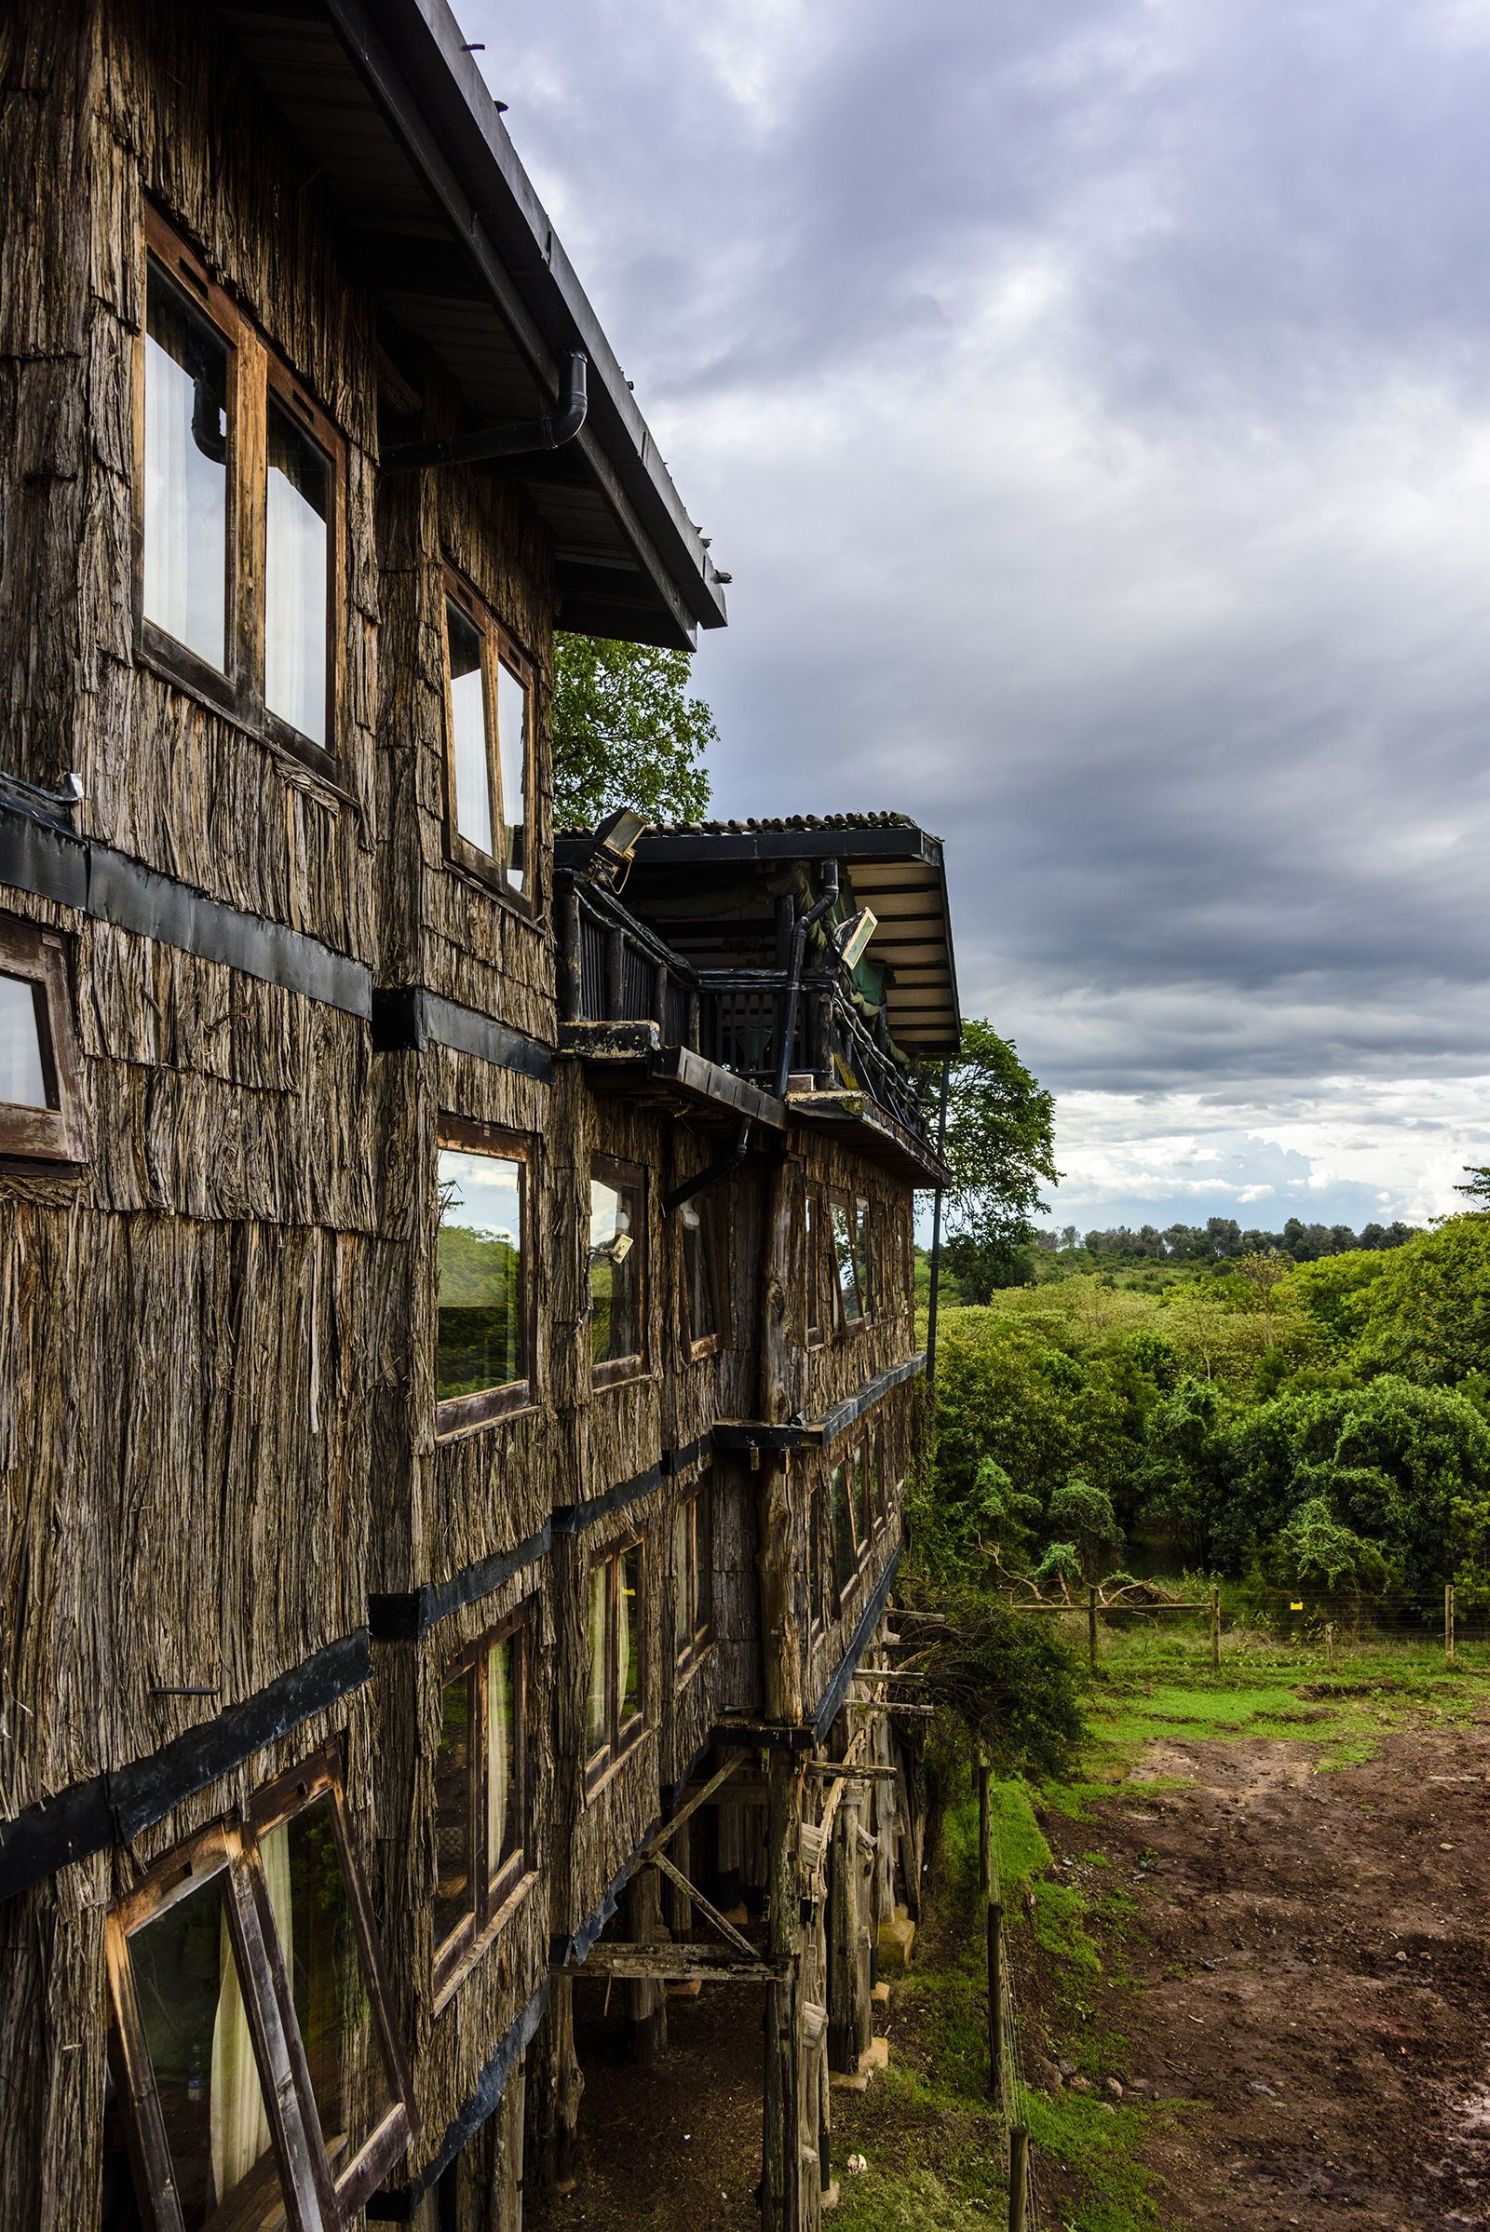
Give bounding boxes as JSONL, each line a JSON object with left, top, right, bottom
{"left": 222, "top": 0, "right": 727, "bottom": 649}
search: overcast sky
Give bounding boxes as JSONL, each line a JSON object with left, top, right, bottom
{"left": 467, "top": 0, "right": 1490, "bottom": 1233}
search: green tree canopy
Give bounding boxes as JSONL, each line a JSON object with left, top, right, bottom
{"left": 938, "top": 1019, "right": 1058, "bottom": 1298}
{"left": 552, "top": 633, "right": 715, "bottom": 828}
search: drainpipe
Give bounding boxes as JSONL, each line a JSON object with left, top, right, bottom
{"left": 924, "top": 1056, "right": 952, "bottom": 1424}
{"left": 384, "top": 351, "right": 588, "bottom": 471}
{"left": 772, "top": 861, "right": 839, "bottom": 1102}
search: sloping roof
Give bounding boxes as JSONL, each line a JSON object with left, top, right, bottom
{"left": 221, "top": 0, "right": 727, "bottom": 650}
{"left": 557, "top": 812, "right": 961, "bottom": 1055}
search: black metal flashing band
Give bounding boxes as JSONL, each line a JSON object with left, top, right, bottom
{"left": 368, "top": 1525, "right": 552, "bottom": 1643}
{"left": 370, "top": 986, "right": 553, "bottom": 1083}
{"left": 550, "top": 1461, "right": 662, "bottom": 1538}
{"left": 812, "top": 1548, "right": 903, "bottom": 1747}
{"left": 550, "top": 1811, "right": 663, "bottom": 1968}
{"left": 0, "top": 1629, "right": 371, "bottom": 1905}
{"left": 366, "top": 1979, "right": 551, "bottom": 2219}
{"left": 816, "top": 1353, "right": 927, "bottom": 1447}
{"left": 661, "top": 1431, "right": 714, "bottom": 1478}
{"left": 0, "top": 802, "right": 372, "bottom": 1017}
{"left": 712, "top": 1353, "right": 928, "bottom": 1459}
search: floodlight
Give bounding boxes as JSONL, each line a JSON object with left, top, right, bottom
{"left": 580, "top": 804, "right": 649, "bottom": 891}
{"left": 833, "top": 908, "right": 878, "bottom": 971}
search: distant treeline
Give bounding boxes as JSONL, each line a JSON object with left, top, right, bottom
{"left": 1035, "top": 1216, "right": 1418, "bottom": 1265}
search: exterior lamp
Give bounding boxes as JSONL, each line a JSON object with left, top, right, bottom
{"left": 832, "top": 908, "right": 878, "bottom": 972}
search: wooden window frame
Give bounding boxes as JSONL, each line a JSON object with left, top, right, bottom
{"left": 433, "top": 1606, "right": 535, "bottom": 2000}
{"left": 0, "top": 916, "right": 85, "bottom": 1164}
{"left": 850, "top": 1434, "right": 872, "bottom": 1562}
{"left": 440, "top": 566, "right": 538, "bottom": 915}
{"left": 585, "top": 1534, "right": 648, "bottom": 1790}
{"left": 853, "top": 1197, "right": 874, "bottom": 1323}
{"left": 590, "top": 1152, "right": 648, "bottom": 1390}
{"left": 807, "top": 1481, "right": 827, "bottom": 1644}
{"left": 435, "top": 1116, "right": 535, "bottom": 1437}
{"left": 829, "top": 1455, "right": 858, "bottom": 1604}
{"left": 681, "top": 1187, "right": 726, "bottom": 1361}
{"left": 104, "top": 1752, "right": 413, "bottom": 2232}
{"left": 134, "top": 205, "right": 346, "bottom": 785}
{"left": 673, "top": 1476, "right": 714, "bottom": 1680}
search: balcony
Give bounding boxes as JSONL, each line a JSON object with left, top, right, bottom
{"left": 555, "top": 873, "right": 944, "bottom": 1180}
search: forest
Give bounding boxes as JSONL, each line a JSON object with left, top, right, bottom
{"left": 918, "top": 1209, "right": 1490, "bottom": 1616}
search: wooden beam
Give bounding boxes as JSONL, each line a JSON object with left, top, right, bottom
{"left": 649, "top": 1847, "right": 758, "bottom": 1962}
{"left": 578, "top": 1942, "right": 788, "bottom": 1984}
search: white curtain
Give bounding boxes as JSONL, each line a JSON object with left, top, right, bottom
{"left": 143, "top": 336, "right": 193, "bottom": 652}
{"left": 209, "top": 1834, "right": 291, "bottom": 2205}
{"left": 487, "top": 1640, "right": 512, "bottom": 1873}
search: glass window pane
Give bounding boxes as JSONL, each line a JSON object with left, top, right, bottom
{"left": 494, "top": 657, "right": 529, "bottom": 893}
{"left": 263, "top": 1798, "right": 395, "bottom": 2173}
{"left": 446, "top": 602, "right": 492, "bottom": 857}
{"left": 832, "top": 1204, "right": 861, "bottom": 1322}
{"left": 143, "top": 265, "right": 228, "bottom": 671}
{"left": 681, "top": 1199, "right": 717, "bottom": 1346}
{"left": 126, "top": 1867, "right": 288, "bottom": 2232}
{"left": 590, "top": 1173, "right": 641, "bottom": 1365}
{"left": 434, "top": 1667, "right": 474, "bottom": 1949}
{"left": 585, "top": 1564, "right": 609, "bottom": 1757}
{"left": 618, "top": 1546, "right": 642, "bottom": 1728}
{"left": 486, "top": 1636, "right": 521, "bottom": 1882}
{"left": 854, "top": 1202, "right": 872, "bottom": 1318}
{"left": 437, "top": 1150, "right": 524, "bottom": 1401}
{"left": 0, "top": 974, "right": 48, "bottom": 1107}
{"left": 672, "top": 1501, "right": 691, "bottom": 1659}
{"left": 804, "top": 1194, "right": 821, "bottom": 1338}
{"left": 830, "top": 1463, "right": 855, "bottom": 1591}
{"left": 100, "top": 2065, "right": 148, "bottom": 2231}
{"left": 852, "top": 1445, "right": 869, "bottom": 1549}
{"left": 265, "top": 400, "right": 330, "bottom": 746}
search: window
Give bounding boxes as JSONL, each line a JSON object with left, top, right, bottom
{"left": 0, "top": 916, "right": 84, "bottom": 1164}
{"left": 590, "top": 1156, "right": 646, "bottom": 1386}
{"left": 103, "top": 1755, "right": 411, "bottom": 2231}
{"left": 681, "top": 1190, "right": 723, "bottom": 1355}
{"left": 436, "top": 1125, "right": 531, "bottom": 1433}
{"left": 432, "top": 1610, "right": 533, "bottom": 1993}
{"left": 137, "top": 208, "right": 344, "bottom": 773}
{"left": 804, "top": 1189, "right": 824, "bottom": 1347}
{"left": 673, "top": 1478, "right": 713, "bottom": 1676}
{"left": 831, "top": 1198, "right": 863, "bottom": 1328}
{"left": 829, "top": 1459, "right": 857, "bottom": 1596}
{"left": 441, "top": 573, "right": 534, "bottom": 902}
{"left": 586, "top": 1538, "right": 646, "bottom": 1782}
{"left": 873, "top": 1419, "right": 890, "bottom": 1532}
{"left": 808, "top": 1484, "right": 827, "bottom": 1640}
{"left": 853, "top": 1198, "right": 873, "bottom": 1320}
{"left": 851, "top": 1438, "right": 872, "bottom": 1555}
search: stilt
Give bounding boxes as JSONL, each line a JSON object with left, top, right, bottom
{"left": 552, "top": 1972, "right": 583, "bottom": 2195}
{"left": 827, "top": 1792, "right": 872, "bottom": 2073}
{"left": 625, "top": 1866, "right": 668, "bottom": 2066}
{"left": 762, "top": 1749, "right": 803, "bottom": 2232}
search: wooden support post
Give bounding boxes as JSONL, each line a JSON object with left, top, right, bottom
{"left": 606, "top": 925, "right": 626, "bottom": 1016}
{"left": 1087, "top": 1584, "right": 1098, "bottom": 1673}
{"left": 1008, "top": 2126, "right": 1029, "bottom": 2232}
{"left": 986, "top": 1898, "right": 1003, "bottom": 2106}
{"left": 625, "top": 1867, "right": 668, "bottom": 2067}
{"left": 1325, "top": 1620, "right": 1335, "bottom": 1670}
{"left": 550, "top": 1971, "right": 583, "bottom": 2196}
{"left": 1209, "top": 1583, "right": 1221, "bottom": 1672}
{"left": 761, "top": 1750, "right": 802, "bottom": 2232}
{"left": 1446, "top": 1582, "right": 1456, "bottom": 1666}
{"left": 827, "top": 1792, "right": 871, "bottom": 2073}
{"left": 978, "top": 1761, "right": 991, "bottom": 1898}
{"left": 557, "top": 884, "right": 582, "bottom": 1022}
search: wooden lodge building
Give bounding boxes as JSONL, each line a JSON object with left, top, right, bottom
{"left": 0, "top": 3, "right": 961, "bottom": 2227}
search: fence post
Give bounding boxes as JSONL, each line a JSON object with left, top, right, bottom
{"left": 1087, "top": 1584, "right": 1098, "bottom": 1672}
{"left": 986, "top": 1898, "right": 1003, "bottom": 2105}
{"left": 978, "top": 1760, "right": 991, "bottom": 1897}
{"left": 1209, "top": 1582, "right": 1220, "bottom": 1672}
{"left": 1008, "top": 2125, "right": 1029, "bottom": 2232}
{"left": 1325, "top": 1620, "right": 1334, "bottom": 1670}
{"left": 1445, "top": 1582, "right": 1456, "bottom": 1666}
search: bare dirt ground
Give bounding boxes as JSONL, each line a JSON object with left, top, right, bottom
{"left": 1043, "top": 1714, "right": 1490, "bottom": 2229}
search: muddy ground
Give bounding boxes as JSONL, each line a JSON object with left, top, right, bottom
{"left": 1041, "top": 1714, "right": 1490, "bottom": 2229}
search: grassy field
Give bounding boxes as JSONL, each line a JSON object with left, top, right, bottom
{"left": 829, "top": 1615, "right": 1490, "bottom": 2232}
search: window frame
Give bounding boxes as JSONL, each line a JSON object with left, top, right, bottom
{"left": 585, "top": 1533, "right": 648, "bottom": 1790}
{"left": 134, "top": 205, "right": 346, "bottom": 784}
{"left": 0, "top": 916, "right": 85, "bottom": 1164}
{"left": 440, "top": 565, "right": 538, "bottom": 914}
{"left": 104, "top": 1751, "right": 413, "bottom": 2232}
{"left": 804, "top": 1186, "right": 825, "bottom": 1348}
{"left": 853, "top": 1196, "right": 874, "bottom": 1322}
{"left": 830, "top": 1192, "right": 865, "bottom": 1332}
{"left": 673, "top": 1476, "right": 714, "bottom": 1680}
{"left": 435, "top": 1116, "right": 535, "bottom": 1437}
{"left": 680, "top": 1186, "right": 726, "bottom": 1360}
{"left": 432, "top": 1605, "right": 535, "bottom": 2000}
{"left": 829, "top": 1454, "right": 858, "bottom": 1602}
{"left": 589, "top": 1152, "right": 649, "bottom": 1390}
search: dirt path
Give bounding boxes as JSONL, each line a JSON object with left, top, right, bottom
{"left": 1043, "top": 1716, "right": 1490, "bottom": 2229}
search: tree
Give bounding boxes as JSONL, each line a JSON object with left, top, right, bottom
{"left": 1455, "top": 1165, "right": 1490, "bottom": 1210}
{"left": 1047, "top": 1478, "right": 1124, "bottom": 1582}
{"left": 938, "top": 1020, "right": 1058, "bottom": 1299}
{"left": 552, "top": 633, "right": 715, "bottom": 828}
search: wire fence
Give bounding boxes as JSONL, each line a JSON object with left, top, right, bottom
{"left": 1001, "top": 1581, "right": 1490, "bottom": 1671}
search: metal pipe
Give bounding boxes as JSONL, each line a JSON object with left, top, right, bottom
{"left": 772, "top": 861, "right": 839, "bottom": 1102}
{"left": 663, "top": 1120, "right": 751, "bottom": 1216}
{"left": 924, "top": 1055, "right": 952, "bottom": 1420}
{"left": 384, "top": 350, "right": 588, "bottom": 471}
